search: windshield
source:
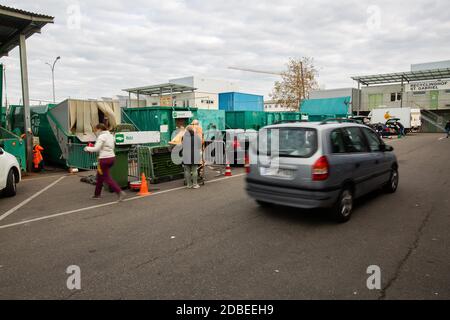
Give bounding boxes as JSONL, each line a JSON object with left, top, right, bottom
{"left": 258, "top": 127, "right": 318, "bottom": 158}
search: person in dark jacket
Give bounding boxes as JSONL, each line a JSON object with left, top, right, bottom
{"left": 445, "top": 120, "right": 450, "bottom": 138}
{"left": 182, "top": 125, "right": 202, "bottom": 189}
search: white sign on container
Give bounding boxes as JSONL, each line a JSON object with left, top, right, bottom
{"left": 115, "top": 131, "right": 160, "bottom": 145}
{"left": 172, "top": 111, "right": 193, "bottom": 119}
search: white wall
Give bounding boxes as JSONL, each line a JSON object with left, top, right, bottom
{"left": 142, "top": 91, "right": 219, "bottom": 109}
{"left": 411, "top": 60, "right": 450, "bottom": 71}
{"left": 170, "top": 76, "right": 239, "bottom": 93}
{"left": 264, "top": 100, "right": 292, "bottom": 112}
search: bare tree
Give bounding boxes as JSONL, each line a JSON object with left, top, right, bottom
{"left": 270, "top": 57, "right": 319, "bottom": 111}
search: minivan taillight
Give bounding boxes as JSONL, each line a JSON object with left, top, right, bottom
{"left": 312, "top": 156, "right": 329, "bottom": 181}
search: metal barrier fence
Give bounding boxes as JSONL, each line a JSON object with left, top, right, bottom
{"left": 127, "top": 145, "right": 152, "bottom": 182}
{"left": 67, "top": 143, "right": 98, "bottom": 170}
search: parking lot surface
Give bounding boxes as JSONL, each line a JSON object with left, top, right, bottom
{"left": 0, "top": 133, "right": 449, "bottom": 299}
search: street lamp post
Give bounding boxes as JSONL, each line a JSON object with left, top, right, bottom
{"left": 46, "top": 56, "right": 60, "bottom": 103}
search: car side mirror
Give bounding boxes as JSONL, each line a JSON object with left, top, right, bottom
{"left": 0, "top": 147, "right": 4, "bottom": 155}
{"left": 380, "top": 144, "right": 394, "bottom": 152}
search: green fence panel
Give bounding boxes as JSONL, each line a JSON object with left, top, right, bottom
{"left": 67, "top": 143, "right": 98, "bottom": 170}
{"left": 138, "top": 145, "right": 184, "bottom": 184}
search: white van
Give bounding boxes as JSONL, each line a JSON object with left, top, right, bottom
{"left": 0, "top": 147, "right": 21, "bottom": 197}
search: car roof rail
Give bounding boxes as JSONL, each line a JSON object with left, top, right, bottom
{"left": 272, "top": 119, "right": 308, "bottom": 125}
{"left": 319, "top": 118, "right": 357, "bottom": 125}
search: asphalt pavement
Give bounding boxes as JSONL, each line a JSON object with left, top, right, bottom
{"left": 0, "top": 133, "right": 449, "bottom": 299}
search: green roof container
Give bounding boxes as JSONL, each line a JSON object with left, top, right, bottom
{"left": 122, "top": 106, "right": 197, "bottom": 145}
{"left": 225, "top": 111, "right": 267, "bottom": 130}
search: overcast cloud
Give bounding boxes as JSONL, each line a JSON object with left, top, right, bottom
{"left": 2, "top": 0, "right": 450, "bottom": 104}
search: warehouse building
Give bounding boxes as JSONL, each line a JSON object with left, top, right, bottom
{"left": 123, "top": 76, "right": 239, "bottom": 110}
{"left": 305, "top": 61, "right": 450, "bottom": 113}
{"left": 352, "top": 60, "right": 450, "bottom": 112}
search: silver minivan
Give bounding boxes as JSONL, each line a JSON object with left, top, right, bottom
{"left": 245, "top": 121, "right": 399, "bottom": 222}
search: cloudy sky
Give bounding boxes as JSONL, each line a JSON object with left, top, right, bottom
{"left": 2, "top": 0, "right": 450, "bottom": 104}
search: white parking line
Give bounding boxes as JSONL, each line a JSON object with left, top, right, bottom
{"left": 0, "top": 176, "right": 66, "bottom": 222}
{"left": 0, "top": 173, "right": 246, "bottom": 230}
{"left": 21, "top": 173, "right": 69, "bottom": 182}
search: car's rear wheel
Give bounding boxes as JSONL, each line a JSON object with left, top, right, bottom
{"left": 331, "top": 187, "right": 353, "bottom": 223}
{"left": 3, "top": 169, "right": 17, "bottom": 197}
{"left": 384, "top": 168, "right": 399, "bottom": 193}
{"left": 256, "top": 200, "right": 272, "bottom": 208}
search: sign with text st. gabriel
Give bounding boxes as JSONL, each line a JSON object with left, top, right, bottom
{"left": 405, "top": 79, "right": 450, "bottom": 92}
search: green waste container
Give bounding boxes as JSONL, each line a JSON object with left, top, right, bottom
{"left": 225, "top": 111, "right": 266, "bottom": 130}
{"left": 110, "top": 147, "right": 130, "bottom": 189}
{"left": 0, "top": 127, "right": 26, "bottom": 171}
{"left": 122, "top": 106, "right": 197, "bottom": 145}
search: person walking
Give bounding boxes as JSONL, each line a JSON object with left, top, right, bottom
{"left": 445, "top": 120, "right": 450, "bottom": 138}
{"left": 84, "top": 123, "right": 126, "bottom": 201}
{"left": 182, "top": 125, "right": 202, "bottom": 189}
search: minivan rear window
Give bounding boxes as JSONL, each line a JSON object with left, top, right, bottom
{"left": 258, "top": 127, "right": 317, "bottom": 158}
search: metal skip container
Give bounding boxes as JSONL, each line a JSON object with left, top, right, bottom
{"left": 225, "top": 111, "right": 267, "bottom": 130}
{"left": 121, "top": 106, "right": 197, "bottom": 145}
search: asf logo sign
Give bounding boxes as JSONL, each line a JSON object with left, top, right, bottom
{"left": 115, "top": 133, "right": 125, "bottom": 144}
{"left": 31, "top": 114, "right": 40, "bottom": 136}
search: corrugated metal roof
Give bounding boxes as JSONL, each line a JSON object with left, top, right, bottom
{"left": 123, "top": 83, "right": 196, "bottom": 96}
{"left": 0, "top": 5, "right": 54, "bottom": 20}
{"left": 0, "top": 5, "right": 54, "bottom": 57}
{"left": 351, "top": 68, "right": 450, "bottom": 85}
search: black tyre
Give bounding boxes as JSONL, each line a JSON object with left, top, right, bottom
{"left": 383, "top": 168, "right": 399, "bottom": 193}
{"left": 3, "top": 169, "right": 17, "bottom": 197}
{"left": 331, "top": 187, "right": 353, "bottom": 223}
{"left": 256, "top": 200, "right": 272, "bottom": 208}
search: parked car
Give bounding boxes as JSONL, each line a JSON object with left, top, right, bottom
{"left": 0, "top": 147, "right": 21, "bottom": 197}
{"left": 386, "top": 118, "right": 406, "bottom": 135}
{"left": 349, "top": 116, "right": 371, "bottom": 125}
{"left": 371, "top": 122, "right": 395, "bottom": 138}
{"left": 246, "top": 122, "right": 398, "bottom": 222}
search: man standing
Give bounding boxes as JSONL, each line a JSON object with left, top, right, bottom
{"left": 182, "top": 125, "right": 202, "bottom": 189}
{"left": 445, "top": 119, "right": 450, "bottom": 138}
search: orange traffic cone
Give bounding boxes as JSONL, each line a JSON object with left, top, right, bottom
{"left": 138, "top": 173, "right": 151, "bottom": 196}
{"left": 224, "top": 162, "right": 232, "bottom": 177}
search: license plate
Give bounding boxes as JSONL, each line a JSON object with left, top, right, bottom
{"left": 260, "top": 167, "right": 294, "bottom": 178}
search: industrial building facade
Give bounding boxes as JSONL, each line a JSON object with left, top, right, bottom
{"left": 308, "top": 60, "right": 450, "bottom": 113}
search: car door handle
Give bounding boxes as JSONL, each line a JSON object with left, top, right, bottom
{"left": 375, "top": 160, "right": 380, "bottom": 164}
{"left": 355, "top": 163, "right": 361, "bottom": 168}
